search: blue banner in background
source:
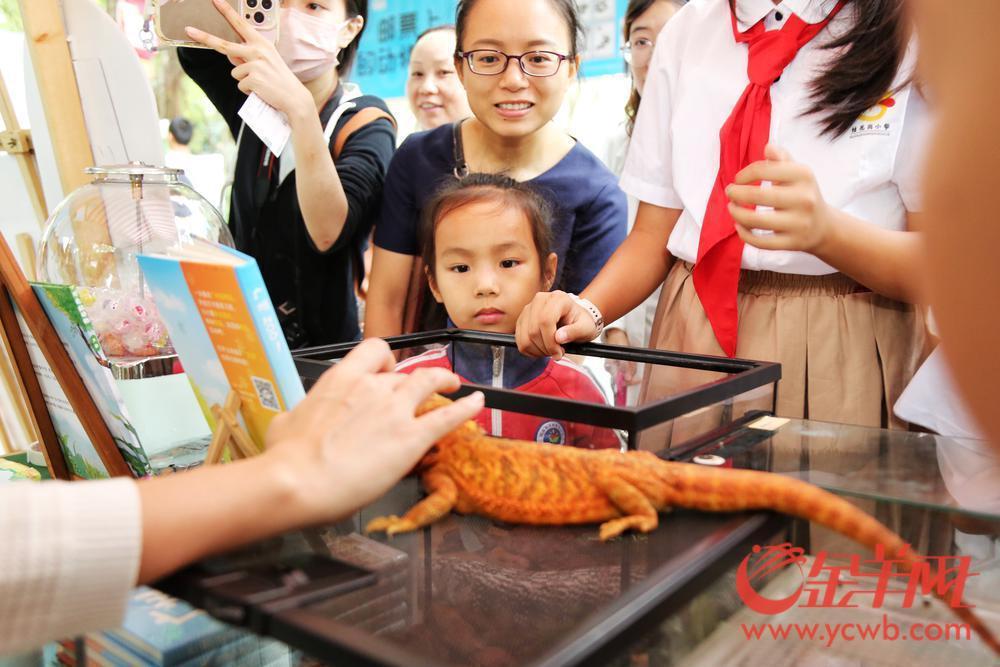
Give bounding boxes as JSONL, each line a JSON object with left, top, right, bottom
{"left": 577, "top": 0, "right": 629, "bottom": 78}
{"left": 351, "top": 0, "right": 628, "bottom": 99}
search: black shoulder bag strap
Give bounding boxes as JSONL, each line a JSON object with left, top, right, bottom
{"left": 452, "top": 119, "right": 470, "bottom": 179}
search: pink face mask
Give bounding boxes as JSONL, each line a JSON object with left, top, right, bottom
{"left": 277, "top": 9, "right": 356, "bottom": 83}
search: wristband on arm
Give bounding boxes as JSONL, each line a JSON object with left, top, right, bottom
{"left": 567, "top": 293, "right": 605, "bottom": 340}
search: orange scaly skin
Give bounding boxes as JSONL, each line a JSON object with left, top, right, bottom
{"left": 366, "top": 396, "right": 1000, "bottom": 654}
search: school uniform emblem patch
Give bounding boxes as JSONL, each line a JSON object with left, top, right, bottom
{"left": 535, "top": 421, "right": 567, "bottom": 445}
{"left": 851, "top": 94, "right": 896, "bottom": 138}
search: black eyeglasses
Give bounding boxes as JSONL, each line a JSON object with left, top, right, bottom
{"left": 457, "top": 49, "right": 571, "bottom": 78}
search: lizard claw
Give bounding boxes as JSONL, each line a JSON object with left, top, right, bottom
{"left": 598, "top": 516, "right": 658, "bottom": 541}
{"left": 365, "top": 515, "right": 419, "bottom": 536}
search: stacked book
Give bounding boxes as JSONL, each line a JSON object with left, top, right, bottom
{"left": 52, "top": 587, "right": 293, "bottom": 666}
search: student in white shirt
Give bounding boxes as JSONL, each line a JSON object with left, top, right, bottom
{"left": 0, "top": 339, "right": 483, "bottom": 656}
{"left": 517, "top": 0, "right": 928, "bottom": 430}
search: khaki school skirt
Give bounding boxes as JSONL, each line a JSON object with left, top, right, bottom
{"left": 638, "top": 262, "right": 928, "bottom": 446}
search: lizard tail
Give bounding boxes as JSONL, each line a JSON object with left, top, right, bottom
{"left": 669, "top": 465, "right": 1000, "bottom": 655}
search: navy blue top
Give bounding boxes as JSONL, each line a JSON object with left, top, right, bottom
{"left": 373, "top": 123, "right": 627, "bottom": 292}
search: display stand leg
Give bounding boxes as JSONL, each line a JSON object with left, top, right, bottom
{"left": 204, "top": 391, "right": 257, "bottom": 465}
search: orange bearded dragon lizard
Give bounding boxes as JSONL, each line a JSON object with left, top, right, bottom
{"left": 366, "top": 396, "right": 1000, "bottom": 654}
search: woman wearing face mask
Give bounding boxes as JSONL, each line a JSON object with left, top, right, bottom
{"left": 406, "top": 25, "right": 473, "bottom": 131}
{"left": 365, "top": 0, "right": 627, "bottom": 338}
{"left": 179, "top": 0, "right": 396, "bottom": 347}
{"left": 602, "top": 0, "right": 683, "bottom": 405}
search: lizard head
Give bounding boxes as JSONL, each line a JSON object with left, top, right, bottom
{"left": 415, "top": 393, "right": 456, "bottom": 417}
{"left": 413, "top": 393, "right": 486, "bottom": 470}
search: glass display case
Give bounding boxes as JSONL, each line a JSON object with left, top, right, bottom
{"left": 293, "top": 330, "right": 781, "bottom": 451}
{"left": 156, "top": 421, "right": 1000, "bottom": 666}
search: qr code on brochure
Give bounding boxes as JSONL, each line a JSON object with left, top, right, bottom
{"left": 251, "top": 376, "right": 280, "bottom": 412}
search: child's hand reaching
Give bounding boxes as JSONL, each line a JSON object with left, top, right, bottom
{"left": 515, "top": 290, "right": 600, "bottom": 360}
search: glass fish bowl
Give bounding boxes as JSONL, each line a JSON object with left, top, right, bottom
{"left": 37, "top": 163, "right": 234, "bottom": 359}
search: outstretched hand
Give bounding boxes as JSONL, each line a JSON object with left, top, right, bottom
{"left": 137, "top": 338, "right": 482, "bottom": 584}
{"left": 265, "top": 338, "right": 484, "bottom": 527}
{"left": 185, "top": 0, "right": 311, "bottom": 118}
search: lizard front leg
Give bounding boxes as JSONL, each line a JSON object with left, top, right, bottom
{"left": 365, "top": 471, "right": 457, "bottom": 537}
{"left": 593, "top": 469, "right": 659, "bottom": 541}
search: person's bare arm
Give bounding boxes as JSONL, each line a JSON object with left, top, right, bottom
{"left": 582, "top": 203, "right": 680, "bottom": 322}
{"left": 286, "top": 106, "right": 351, "bottom": 252}
{"left": 913, "top": 0, "right": 1000, "bottom": 451}
{"left": 516, "top": 203, "right": 680, "bottom": 358}
{"left": 137, "top": 339, "right": 483, "bottom": 582}
{"left": 364, "top": 247, "right": 416, "bottom": 339}
{"left": 813, "top": 211, "right": 923, "bottom": 303}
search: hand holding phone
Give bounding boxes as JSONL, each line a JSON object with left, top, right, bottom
{"left": 154, "top": 0, "right": 278, "bottom": 48}
{"left": 185, "top": 0, "right": 313, "bottom": 121}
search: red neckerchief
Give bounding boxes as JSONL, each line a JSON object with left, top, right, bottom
{"left": 693, "top": 0, "right": 846, "bottom": 357}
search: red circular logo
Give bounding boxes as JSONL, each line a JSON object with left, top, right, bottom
{"left": 736, "top": 543, "right": 807, "bottom": 615}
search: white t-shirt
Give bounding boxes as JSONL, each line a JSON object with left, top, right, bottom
{"left": 620, "top": 0, "right": 930, "bottom": 275}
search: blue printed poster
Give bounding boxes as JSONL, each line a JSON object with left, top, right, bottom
{"left": 352, "top": 0, "right": 629, "bottom": 99}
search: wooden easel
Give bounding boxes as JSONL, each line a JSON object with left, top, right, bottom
{"left": 19, "top": 0, "right": 115, "bottom": 287}
{"left": 0, "top": 72, "right": 46, "bottom": 276}
{"left": 0, "top": 69, "right": 46, "bottom": 454}
{"left": 0, "top": 0, "right": 134, "bottom": 477}
{"left": 0, "top": 232, "right": 133, "bottom": 478}
{"left": 203, "top": 391, "right": 260, "bottom": 465}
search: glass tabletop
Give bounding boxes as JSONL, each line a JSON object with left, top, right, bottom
{"left": 160, "top": 478, "right": 785, "bottom": 667}
{"left": 678, "top": 417, "right": 1000, "bottom": 523}
{"left": 158, "top": 418, "right": 1000, "bottom": 666}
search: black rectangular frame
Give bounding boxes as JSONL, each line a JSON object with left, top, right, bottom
{"left": 294, "top": 329, "right": 781, "bottom": 448}
{"left": 158, "top": 511, "right": 788, "bottom": 667}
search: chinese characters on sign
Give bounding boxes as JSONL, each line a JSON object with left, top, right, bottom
{"left": 736, "top": 543, "right": 978, "bottom": 616}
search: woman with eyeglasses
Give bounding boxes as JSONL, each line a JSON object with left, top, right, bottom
{"left": 365, "top": 0, "right": 626, "bottom": 338}
{"left": 602, "top": 0, "right": 683, "bottom": 405}
{"left": 517, "top": 0, "right": 931, "bottom": 432}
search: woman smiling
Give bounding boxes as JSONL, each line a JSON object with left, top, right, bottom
{"left": 406, "top": 25, "right": 472, "bottom": 131}
{"left": 365, "top": 0, "right": 626, "bottom": 337}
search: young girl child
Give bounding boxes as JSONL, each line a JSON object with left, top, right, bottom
{"left": 180, "top": 0, "right": 396, "bottom": 348}
{"left": 365, "top": 0, "right": 627, "bottom": 339}
{"left": 517, "top": 0, "right": 929, "bottom": 431}
{"left": 397, "top": 174, "right": 621, "bottom": 450}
